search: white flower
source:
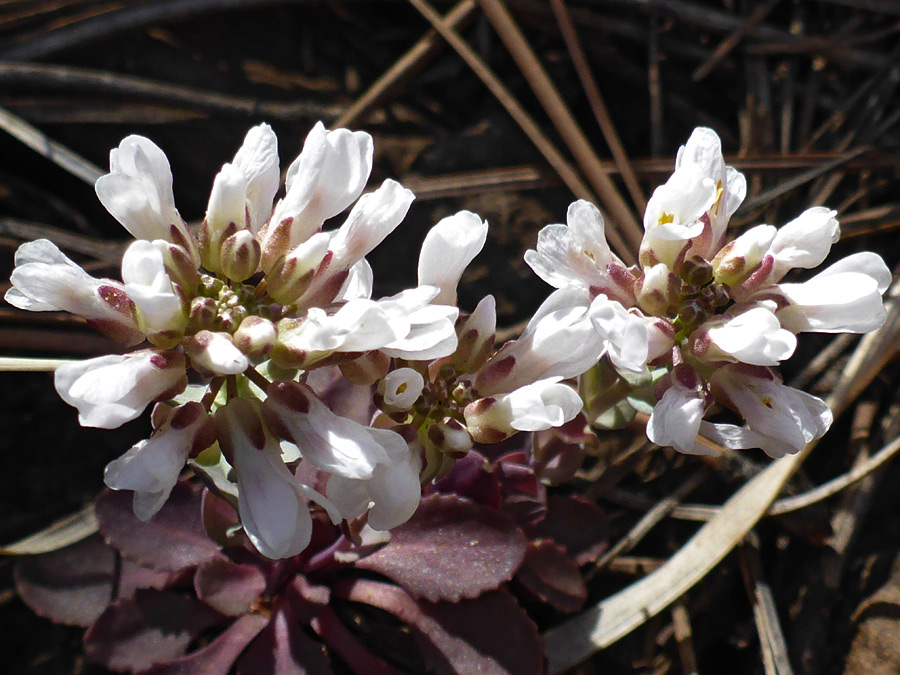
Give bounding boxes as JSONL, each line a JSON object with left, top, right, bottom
{"left": 476, "top": 289, "right": 605, "bottom": 396}
{"left": 643, "top": 163, "right": 717, "bottom": 241}
{"left": 465, "top": 377, "right": 583, "bottom": 443}
{"left": 121, "top": 240, "right": 185, "bottom": 336}
{"left": 646, "top": 375, "right": 710, "bottom": 455}
{"left": 589, "top": 295, "right": 650, "bottom": 373}
{"left": 104, "top": 402, "right": 213, "bottom": 520}
{"left": 215, "top": 398, "right": 312, "bottom": 559}
{"left": 701, "top": 306, "right": 796, "bottom": 366}
{"left": 712, "top": 224, "right": 776, "bottom": 287}
{"left": 675, "top": 127, "right": 746, "bottom": 248}
{"left": 6, "top": 239, "right": 142, "bottom": 345}
{"left": 54, "top": 350, "right": 187, "bottom": 429}
{"left": 264, "top": 380, "right": 407, "bottom": 480}
{"left": 524, "top": 200, "right": 633, "bottom": 305}
{"left": 264, "top": 122, "right": 374, "bottom": 258}
{"left": 95, "top": 135, "right": 190, "bottom": 244}
{"left": 773, "top": 252, "right": 891, "bottom": 334}
{"left": 768, "top": 207, "right": 840, "bottom": 280}
{"left": 378, "top": 368, "right": 425, "bottom": 410}
{"left": 378, "top": 286, "right": 459, "bottom": 361}
{"left": 710, "top": 365, "right": 832, "bottom": 455}
{"left": 325, "top": 432, "right": 422, "bottom": 531}
{"left": 417, "top": 211, "right": 488, "bottom": 306}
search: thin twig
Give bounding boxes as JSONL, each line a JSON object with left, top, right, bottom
{"left": 740, "top": 531, "right": 794, "bottom": 675}
{"left": 476, "top": 0, "right": 643, "bottom": 251}
{"left": 549, "top": 0, "right": 646, "bottom": 214}
{"left": 0, "top": 105, "right": 102, "bottom": 184}
{"left": 692, "top": 0, "right": 781, "bottom": 82}
{"left": 336, "top": 0, "right": 477, "bottom": 128}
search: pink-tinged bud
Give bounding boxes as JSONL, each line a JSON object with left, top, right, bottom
{"left": 426, "top": 417, "right": 473, "bottom": 459}
{"left": 233, "top": 315, "right": 276, "bottom": 358}
{"left": 463, "top": 397, "right": 511, "bottom": 444}
{"left": 269, "top": 318, "right": 309, "bottom": 370}
{"left": 219, "top": 230, "right": 261, "bottom": 283}
{"left": 198, "top": 219, "right": 237, "bottom": 274}
{"left": 265, "top": 233, "right": 330, "bottom": 305}
{"left": 186, "top": 330, "right": 249, "bottom": 376}
{"left": 680, "top": 256, "right": 713, "bottom": 286}
{"left": 188, "top": 296, "right": 217, "bottom": 330}
{"left": 635, "top": 263, "right": 678, "bottom": 316}
{"left": 712, "top": 224, "right": 776, "bottom": 287}
{"left": 159, "top": 240, "right": 200, "bottom": 293}
{"left": 259, "top": 217, "right": 294, "bottom": 273}
{"left": 340, "top": 351, "right": 390, "bottom": 385}
{"left": 452, "top": 295, "right": 497, "bottom": 374}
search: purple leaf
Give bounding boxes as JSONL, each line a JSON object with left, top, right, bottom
{"left": 312, "top": 607, "right": 408, "bottom": 675}
{"left": 97, "top": 480, "right": 220, "bottom": 572}
{"left": 338, "top": 578, "right": 544, "bottom": 675}
{"left": 356, "top": 494, "right": 527, "bottom": 603}
{"left": 236, "top": 594, "right": 332, "bottom": 675}
{"left": 14, "top": 534, "right": 171, "bottom": 627}
{"left": 432, "top": 451, "right": 502, "bottom": 508}
{"left": 14, "top": 535, "right": 114, "bottom": 627}
{"left": 142, "top": 613, "right": 269, "bottom": 675}
{"left": 515, "top": 540, "right": 587, "bottom": 613}
{"left": 84, "top": 589, "right": 223, "bottom": 672}
{"left": 194, "top": 556, "right": 266, "bottom": 617}
{"left": 527, "top": 494, "right": 609, "bottom": 566}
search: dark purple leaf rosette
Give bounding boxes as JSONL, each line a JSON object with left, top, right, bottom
{"left": 15, "top": 441, "right": 607, "bottom": 673}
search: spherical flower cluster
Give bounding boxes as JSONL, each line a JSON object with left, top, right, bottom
{"left": 6, "top": 122, "right": 586, "bottom": 559}
{"left": 525, "top": 127, "right": 891, "bottom": 458}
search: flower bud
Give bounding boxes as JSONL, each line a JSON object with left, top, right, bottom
{"left": 233, "top": 315, "right": 277, "bottom": 358}
{"left": 712, "top": 224, "right": 776, "bottom": 287}
{"left": 680, "top": 256, "right": 713, "bottom": 287}
{"left": 426, "top": 417, "right": 473, "bottom": 459}
{"left": 635, "top": 263, "right": 678, "bottom": 316}
{"left": 452, "top": 295, "right": 497, "bottom": 374}
{"left": 220, "top": 230, "right": 261, "bottom": 283}
{"left": 188, "top": 296, "right": 217, "bottom": 330}
{"left": 265, "top": 232, "right": 331, "bottom": 305}
{"left": 186, "top": 330, "right": 249, "bottom": 376}
{"left": 159, "top": 240, "right": 200, "bottom": 292}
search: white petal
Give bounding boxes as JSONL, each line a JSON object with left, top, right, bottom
{"left": 328, "top": 179, "right": 415, "bottom": 270}
{"left": 55, "top": 351, "right": 186, "bottom": 428}
{"left": 646, "top": 383, "right": 705, "bottom": 454}
{"left": 705, "top": 307, "right": 796, "bottom": 366}
{"left": 770, "top": 207, "right": 840, "bottom": 279}
{"left": 95, "top": 135, "right": 184, "bottom": 241}
{"left": 231, "top": 123, "right": 280, "bottom": 233}
{"left": 417, "top": 211, "right": 487, "bottom": 306}
{"left": 121, "top": 240, "right": 184, "bottom": 335}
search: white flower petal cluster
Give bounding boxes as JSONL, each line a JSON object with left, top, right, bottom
{"left": 526, "top": 126, "right": 890, "bottom": 459}
{"left": 8, "top": 122, "right": 525, "bottom": 559}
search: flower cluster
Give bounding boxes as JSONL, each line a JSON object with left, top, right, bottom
{"left": 6, "top": 123, "right": 586, "bottom": 559}
{"left": 525, "top": 127, "right": 891, "bottom": 458}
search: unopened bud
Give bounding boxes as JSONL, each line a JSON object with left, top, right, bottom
{"left": 189, "top": 297, "right": 217, "bottom": 330}
{"left": 160, "top": 241, "right": 200, "bottom": 292}
{"left": 233, "top": 316, "right": 277, "bottom": 357}
{"left": 712, "top": 224, "right": 776, "bottom": 287}
{"left": 220, "top": 230, "right": 261, "bottom": 283}
{"left": 427, "top": 417, "right": 473, "bottom": 459}
{"left": 452, "top": 295, "right": 497, "bottom": 374}
{"left": 186, "top": 330, "right": 249, "bottom": 376}
{"left": 266, "top": 232, "right": 331, "bottom": 305}
{"left": 635, "top": 263, "right": 678, "bottom": 316}
{"left": 680, "top": 256, "right": 713, "bottom": 286}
